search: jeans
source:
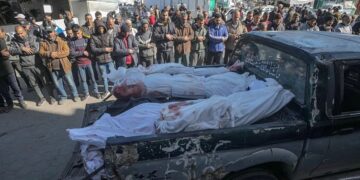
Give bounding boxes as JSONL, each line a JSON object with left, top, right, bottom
{"left": 157, "top": 50, "right": 174, "bottom": 64}
{"left": 98, "top": 62, "right": 115, "bottom": 93}
{"left": 77, "top": 64, "right": 99, "bottom": 95}
{"left": 22, "top": 67, "right": 45, "bottom": 100}
{"left": 139, "top": 56, "right": 154, "bottom": 67}
{"left": 0, "top": 73, "right": 24, "bottom": 105}
{"left": 51, "top": 70, "right": 79, "bottom": 100}
{"left": 206, "top": 51, "right": 223, "bottom": 65}
{"left": 190, "top": 50, "right": 205, "bottom": 66}
{"left": 175, "top": 53, "right": 190, "bottom": 66}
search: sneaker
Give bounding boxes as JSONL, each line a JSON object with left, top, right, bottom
{"left": 58, "top": 99, "right": 65, "bottom": 105}
{"left": 49, "top": 98, "right": 56, "bottom": 105}
{"left": 73, "top": 97, "right": 81, "bottom": 102}
{"left": 19, "top": 101, "right": 27, "bottom": 109}
{"left": 81, "top": 94, "right": 90, "bottom": 101}
{"left": 36, "top": 98, "right": 46, "bottom": 107}
{"left": 94, "top": 93, "right": 101, "bottom": 99}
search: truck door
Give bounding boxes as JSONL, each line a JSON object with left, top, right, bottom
{"left": 317, "top": 60, "right": 360, "bottom": 174}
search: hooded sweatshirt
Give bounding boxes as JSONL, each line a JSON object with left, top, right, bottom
{"left": 90, "top": 21, "right": 114, "bottom": 64}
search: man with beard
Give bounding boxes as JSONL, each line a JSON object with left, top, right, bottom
{"left": 225, "top": 10, "right": 247, "bottom": 65}
{"left": 82, "top": 13, "right": 95, "bottom": 39}
{"left": 173, "top": 12, "right": 194, "bottom": 66}
{"left": 243, "top": 11, "right": 253, "bottom": 29}
{"left": 246, "top": 10, "right": 261, "bottom": 32}
{"left": 207, "top": 13, "right": 228, "bottom": 65}
{"left": 285, "top": 13, "right": 301, "bottom": 30}
{"left": 268, "top": 13, "right": 285, "bottom": 31}
{"left": 300, "top": 14, "right": 319, "bottom": 31}
{"left": 335, "top": 14, "right": 352, "bottom": 34}
{"left": 39, "top": 25, "right": 80, "bottom": 105}
{"left": 136, "top": 19, "right": 155, "bottom": 67}
{"left": 64, "top": 11, "right": 77, "bottom": 29}
{"left": 113, "top": 25, "right": 139, "bottom": 68}
{"left": 90, "top": 21, "right": 114, "bottom": 97}
{"left": 319, "top": 15, "right": 335, "bottom": 32}
{"left": 9, "top": 26, "right": 55, "bottom": 106}
{"left": 0, "top": 28, "right": 26, "bottom": 112}
{"left": 191, "top": 15, "right": 207, "bottom": 66}
{"left": 153, "top": 10, "right": 176, "bottom": 64}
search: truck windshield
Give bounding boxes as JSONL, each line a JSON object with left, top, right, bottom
{"left": 233, "top": 42, "right": 307, "bottom": 104}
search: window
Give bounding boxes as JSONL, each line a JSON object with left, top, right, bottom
{"left": 231, "top": 42, "right": 307, "bottom": 104}
{"left": 335, "top": 62, "right": 360, "bottom": 113}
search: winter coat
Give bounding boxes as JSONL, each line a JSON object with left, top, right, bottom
{"left": 90, "top": 22, "right": 114, "bottom": 64}
{"left": 113, "top": 34, "right": 139, "bottom": 65}
{"left": 153, "top": 20, "right": 176, "bottom": 51}
{"left": 208, "top": 23, "right": 228, "bottom": 52}
{"left": 9, "top": 34, "right": 39, "bottom": 68}
{"left": 192, "top": 24, "right": 207, "bottom": 51}
{"left": 136, "top": 29, "right": 155, "bottom": 58}
{"left": 173, "top": 22, "right": 194, "bottom": 54}
{"left": 225, "top": 20, "right": 247, "bottom": 50}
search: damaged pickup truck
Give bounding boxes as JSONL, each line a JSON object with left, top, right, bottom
{"left": 61, "top": 31, "right": 360, "bottom": 180}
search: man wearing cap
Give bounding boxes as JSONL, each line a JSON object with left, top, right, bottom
{"left": 70, "top": 25, "right": 100, "bottom": 100}
{"left": 113, "top": 25, "right": 139, "bottom": 68}
{"left": 14, "top": 13, "right": 26, "bottom": 23}
{"left": 300, "top": 14, "right": 320, "bottom": 31}
{"left": 173, "top": 12, "right": 193, "bottom": 66}
{"left": 335, "top": 14, "right": 352, "bottom": 34}
{"left": 153, "top": 10, "right": 176, "bottom": 64}
{"left": 191, "top": 15, "right": 207, "bottom": 66}
{"left": 39, "top": 25, "right": 80, "bottom": 105}
{"left": 0, "top": 28, "right": 27, "bottom": 111}
{"left": 9, "top": 26, "right": 55, "bottom": 106}
{"left": 207, "top": 13, "right": 228, "bottom": 65}
{"left": 136, "top": 19, "right": 155, "bottom": 67}
{"left": 90, "top": 20, "right": 114, "bottom": 97}
{"left": 224, "top": 10, "right": 247, "bottom": 65}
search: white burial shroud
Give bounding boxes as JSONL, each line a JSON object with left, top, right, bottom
{"left": 67, "top": 78, "right": 294, "bottom": 148}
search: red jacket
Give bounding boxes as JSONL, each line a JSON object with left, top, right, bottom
{"left": 149, "top": 15, "right": 156, "bottom": 26}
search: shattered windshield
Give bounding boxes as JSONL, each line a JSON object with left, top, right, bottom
{"left": 232, "top": 42, "right": 307, "bottom": 104}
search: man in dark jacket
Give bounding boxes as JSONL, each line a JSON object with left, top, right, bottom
{"left": 136, "top": 19, "right": 155, "bottom": 67}
{"left": 0, "top": 28, "right": 26, "bottom": 112}
{"left": 113, "top": 25, "right": 139, "bottom": 68}
{"left": 173, "top": 12, "right": 194, "bottom": 66}
{"left": 70, "top": 25, "right": 100, "bottom": 100}
{"left": 39, "top": 25, "right": 80, "bottom": 105}
{"left": 268, "top": 13, "right": 285, "bottom": 31}
{"left": 153, "top": 10, "right": 176, "bottom": 64}
{"left": 207, "top": 13, "right": 228, "bottom": 65}
{"left": 9, "top": 26, "right": 53, "bottom": 106}
{"left": 191, "top": 15, "right": 207, "bottom": 66}
{"left": 90, "top": 21, "right": 115, "bottom": 97}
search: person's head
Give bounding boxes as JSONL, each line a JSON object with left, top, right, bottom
{"left": 120, "top": 24, "right": 131, "bottom": 37}
{"left": 278, "top": 3, "right": 284, "bottom": 10}
{"left": 45, "top": 25, "right": 57, "bottom": 40}
{"left": 107, "top": 16, "right": 115, "bottom": 29}
{"left": 246, "top": 11, "right": 253, "bottom": 20}
{"left": 95, "top": 11, "right": 102, "bottom": 20}
{"left": 125, "top": 19, "right": 133, "bottom": 29}
{"left": 258, "top": 22, "right": 267, "bottom": 31}
{"left": 15, "top": 25, "right": 27, "bottom": 39}
{"left": 44, "top": 13, "right": 52, "bottom": 22}
{"left": 203, "top": 11, "right": 209, "bottom": 18}
{"left": 19, "top": 20, "right": 31, "bottom": 31}
{"left": 134, "top": 12, "right": 140, "bottom": 20}
{"left": 65, "top": 27, "right": 73, "bottom": 38}
{"left": 324, "top": 15, "right": 334, "bottom": 26}
{"left": 115, "top": 13, "right": 122, "bottom": 25}
{"left": 214, "top": 13, "right": 222, "bottom": 25}
{"left": 85, "top": 13, "right": 93, "bottom": 25}
{"left": 96, "top": 21, "right": 106, "bottom": 34}
{"left": 253, "top": 10, "right": 261, "bottom": 24}
{"left": 181, "top": 11, "right": 188, "bottom": 23}
{"left": 232, "top": 10, "right": 241, "bottom": 22}
{"left": 0, "top": 28, "right": 6, "bottom": 39}
{"left": 65, "top": 10, "right": 73, "bottom": 20}
{"left": 291, "top": 13, "right": 300, "bottom": 22}
{"left": 307, "top": 14, "right": 317, "bottom": 27}
{"left": 113, "top": 83, "right": 144, "bottom": 100}
{"left": 261, "top": 11, "right": 269, "bottom": 22}
{"left": 141, "top": 19, "right": 149, "bottom": 32}
{"left": 161, "top": 9, "right": 170, "bottom": 23}
{"left": 196, "top": 15, "right": 205, "bottom": 27}
{"left": 72, "top": 25, "right": 83, "bottom": 39}
{"left": 14, "top": 13, "right": 26, "bottom": 23}
{"left": 274, "top": 13, "right": 282, "bottom": 25}
{"left": 342, "top": 14, "right": 351, "bottom": 25}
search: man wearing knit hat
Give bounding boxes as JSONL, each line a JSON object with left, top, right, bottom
{"left": 136, "top": 19, "right": 155, "bottom": 67}
{"left": 113, "top": 25, "right": 138, "bottom": 68}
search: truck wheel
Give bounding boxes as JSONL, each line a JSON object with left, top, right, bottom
{"left": 225, "top": 168, "right": 279, "bottom": 180}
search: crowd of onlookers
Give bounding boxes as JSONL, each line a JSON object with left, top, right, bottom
{"left": 0, "top": 3, "right": 359, "bottom": 113}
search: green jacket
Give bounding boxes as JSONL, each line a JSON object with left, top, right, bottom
{"left": 191, "top": 24, "right": 207, "bottom": 52}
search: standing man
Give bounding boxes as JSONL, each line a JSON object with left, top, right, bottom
{"left": 207, "top": 13, "right": 228, "bottom": 65}
{"left": 153, "top": 10, "right": 176, "bottom": 64}
{"left": 64, "top": 10, "right": 77, "bottom": 29}
{"left": 300, "top": 14, "right": 320, "bottom": 31}
{"left": 0, "top": 28, "right": 26, "bottom": 111}
{"left": 39, "top": 25, "right": 80, "bottom": 105}
{"left": 191, "top": 15, "right": 207, "bottom": 66}
{"left": 224, "top": 10, "right": 247, "bottom": 65}
{"left": 268, "top": 14, "right": 285, "bottom": 31}
{"left": 335, "top": 14, "right": 352, "bottom": 34}
{"left": 70, "top": 25, "right": 100, "bottom": 100}
{"left": 173, "top": 12, "right": 194, "bottom": 66}
{"left": 9, "top": 26, "right": 54, "bottom": 106}
{"left": 319, "top": 15, "right": 335, "bottom": 32}
{"left": 90, "top": 21, "right": 114, "bottom": 97}
{"left": 113, "top": 25, "right": 139, "bottom": 68}
{"left": 136, "top": 19, "right": 155, "bottom": 67}
{"left": 82, "top": 13, "right": 95, "bottom": 39}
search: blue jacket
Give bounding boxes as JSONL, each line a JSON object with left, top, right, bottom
{"left": 208, "top": 23, "right": 228, "bottom": 52}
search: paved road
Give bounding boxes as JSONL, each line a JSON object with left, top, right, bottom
{"left": 0, "top": 89, "right": 111, "bottom": 180}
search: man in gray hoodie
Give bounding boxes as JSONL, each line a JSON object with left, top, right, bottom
{"left": 136, "top": 19, "right": 155, "bottom": 67}
{"left": 9, "top": 26, "right": 54, "bottom": 106}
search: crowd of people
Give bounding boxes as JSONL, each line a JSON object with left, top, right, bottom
{"left": 0, "top": 3, "right": 358, "bottom": 113}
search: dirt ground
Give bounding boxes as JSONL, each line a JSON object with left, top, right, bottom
{"left": 0, "top": 89, "right": 112, "bottom": 180}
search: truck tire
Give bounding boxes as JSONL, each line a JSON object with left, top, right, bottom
{"left": 225, "top": 168, "right": 279, "bottom": 180}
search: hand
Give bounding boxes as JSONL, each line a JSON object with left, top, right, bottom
{"left": 50, "top": 52, "right": 58, "bottom": 59}
{"left": 1, "top": 49, "right": 10, "bottom": 57}
{"left": 104, "top": 47, "right": 113, "bottom": 52}
{"left": 83, "top": 51, "right": 89, "bottom": 56}
{"left": 165, "top": 34, "right": 173, "bottom": 41}
{"left": 128, "top": 49, "right": 134, "bottom": 54}
{"left": 197, "top": 36, "right": 204, "bottom": 41}
{"left": 222, "top": 37, "right": 227, "bottom": 42}
{"left": 21, "top": 47, "right": 33, "bottom": 54}
{"left": 146, "top": 44, "right": 152, "bottom": 48}
{"left": 183, "top": 36, "right": 189, "bottom": 41}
